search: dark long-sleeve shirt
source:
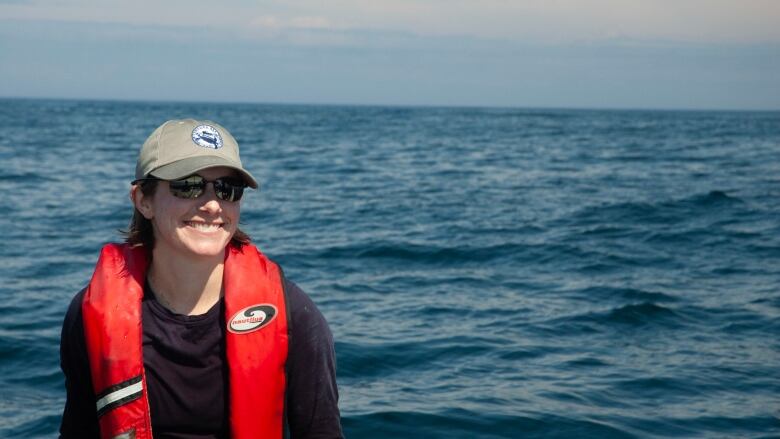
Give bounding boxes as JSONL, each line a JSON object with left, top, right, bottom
{"left": 60, "top": 278, "right": 343, "bottom": 439}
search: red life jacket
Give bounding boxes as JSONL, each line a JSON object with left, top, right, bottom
{"left": 82, "top": 243, "right": 289, "bottom": 439}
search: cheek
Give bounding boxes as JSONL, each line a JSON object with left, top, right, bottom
{"left": 149, "top": 198, "right": 187, "bottom": 230}
{"left": 229, "top": 205, "right": 241, "bottom": 225}
{"left": 222, "top": 199, "right": 240, "bottom": 219}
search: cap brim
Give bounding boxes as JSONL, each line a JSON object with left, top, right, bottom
{"left": 149, "top": 156, "right": 259, "bottom": 189}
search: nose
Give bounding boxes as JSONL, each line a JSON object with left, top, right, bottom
{"left": 198, "top": 183, "right": 223, "bottom": 214}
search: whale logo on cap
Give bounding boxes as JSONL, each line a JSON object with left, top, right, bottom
{"left": 191, "top": 125, "right": 223, "bottom": 149}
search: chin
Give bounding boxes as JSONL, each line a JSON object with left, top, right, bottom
{"left": 188, "top": 237, "right": 233, "bottom": 256}
{"left": 186, "top": 244, "right": 230, "bottom": 257}
{"left": 176, "top": 231, "right": 234, "bottom": 258}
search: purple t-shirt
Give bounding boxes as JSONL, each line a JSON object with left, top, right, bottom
{"left": 60, "top": 276, "right": 343, "bottom": 439}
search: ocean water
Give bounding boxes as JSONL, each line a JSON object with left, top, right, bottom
{"left": 0, "top": 98, "right": 778, "bottom": 438}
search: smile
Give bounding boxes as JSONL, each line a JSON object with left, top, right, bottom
{"left": 184, "top": 221, "right": 223, "bottom": 232}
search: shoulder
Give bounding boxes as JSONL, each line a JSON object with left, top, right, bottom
{"left": 282, "top": 277, "right": 333, "bottom": 337}
{"left": 62, "top": 288, "right": 87, "bottom": 337}
{"left": 60, "top": 287, "right": 88, "bottom": 367}
{"left": 283, "top": 278, "right": 322, "bottom": 317}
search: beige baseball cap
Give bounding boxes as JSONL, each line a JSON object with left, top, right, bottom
{"left": 135, "top": 119, "right": 258, "bottom": 189}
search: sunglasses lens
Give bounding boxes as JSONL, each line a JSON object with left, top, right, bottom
{"left": 166, "top": 175, "right": 246, "bottom": 201}
{"left": 214, "top": 178, "right": 245, "bottom": 202}
{"left": 168, "top": 176, "right": 206, "bottom": 199}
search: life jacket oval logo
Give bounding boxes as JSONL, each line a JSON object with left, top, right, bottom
{"left": 191, "top": 125, "right": 223, "bottom": 149}
{"left": 228, "top": 304, "right": 278, "bottom": 334}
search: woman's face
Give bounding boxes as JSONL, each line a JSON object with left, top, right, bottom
{"left": 134, "top": 166, "right": 241, "bottom": 260}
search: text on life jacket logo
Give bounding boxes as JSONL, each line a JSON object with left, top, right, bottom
{"left": 228, "top": 304, "right": 277, "bottom": 334}
{"left": 191, "top": 125, "right": 223, "bottom": 149}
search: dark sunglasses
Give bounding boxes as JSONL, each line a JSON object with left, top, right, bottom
{"left": 133, "top": 175, "right": 247, "bottom": 202}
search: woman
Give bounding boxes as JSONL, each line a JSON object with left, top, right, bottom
{"left": 60, "top": 119, "right": 343, "bottom": 438}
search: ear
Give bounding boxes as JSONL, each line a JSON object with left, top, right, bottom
{"left": 130, "top": 185, "right": 155, "bottom": 220}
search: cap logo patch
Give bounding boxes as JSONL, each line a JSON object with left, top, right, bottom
{"left": 191, "top": 125, "right": 223, "bottom": 149}
{"left": 228, "top": 304, "right": 278, "bottom": 334}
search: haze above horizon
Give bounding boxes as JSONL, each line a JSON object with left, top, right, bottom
{"left": 1, "top": 0, "right": 778, "bottom": 110}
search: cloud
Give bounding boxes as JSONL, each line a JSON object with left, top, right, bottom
{"left": 289, "top": 16, "right": 334, "bottom": 30}
{"left": 248, "top": 15, "right": 337, "bottom": 32}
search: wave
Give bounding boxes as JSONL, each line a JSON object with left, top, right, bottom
{"left": 599, "top": 302, "right": 682, "bottom": 326}
{"left": 337, "top": 336, "right": 497, "bottom": 379}
{"left": 342, "top": 409, "right": 635, "bottom": 439}
{"left": 611, "top": 376, "right": 698, "bottom": 398}
{"left": 302, "top": 241, "right": 529, "bottom": 265}
{"left": 298, "top": 239, "right": 681, "bottom": 272}
{"left": 0, "top": 331, "right": 60, "bottom": 360}
{"left": 569, "top": 190, "right": 746, "bottom": 227}
{"left": 0, "top": 412, "right": 61, "bottom": 439}
{"left": 751, "top": 295, "right": 780, "bottom": 309}
{"left": 570, "top": 286, "right": 678, "bottom": 304}
{"left": 623, "top": 414, "right": 780, "bottom": 438}
{"left": 563, "top": 356, "right": 611, "bottom": 368}
{"left": 537, "top": 303, "right": 687, "bottom": 336}
{"left": 0, "top": 171, "right": 59, "bottom": 182}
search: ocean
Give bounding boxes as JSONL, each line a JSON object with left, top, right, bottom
{"left": 0, "top": 98, "right": 778, "bottom": 438}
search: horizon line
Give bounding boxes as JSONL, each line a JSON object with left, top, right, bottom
{"left": 2, "top": 94, "right": 778, "bottom": 114}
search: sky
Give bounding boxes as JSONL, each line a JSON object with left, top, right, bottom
{"left": 1, "top": 0, "right": 779, "bottom": 110}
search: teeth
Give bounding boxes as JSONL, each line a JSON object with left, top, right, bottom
{"left": 187, "top": 222, "right": 222, "bottom": 231}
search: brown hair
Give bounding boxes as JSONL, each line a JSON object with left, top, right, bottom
{"left": 122, "top": 179, "right": 251, "bottom": 248}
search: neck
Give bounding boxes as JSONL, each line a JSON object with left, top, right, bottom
{"left": 147, "top": 246, "right": 226, "bottom": 315}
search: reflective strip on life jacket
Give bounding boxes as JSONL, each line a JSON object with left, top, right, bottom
{"left": 95, "top": 375, "right": 144, "bottom": 418}
{"left": 82, "top": 243, "right": 289, "bottom": 439}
